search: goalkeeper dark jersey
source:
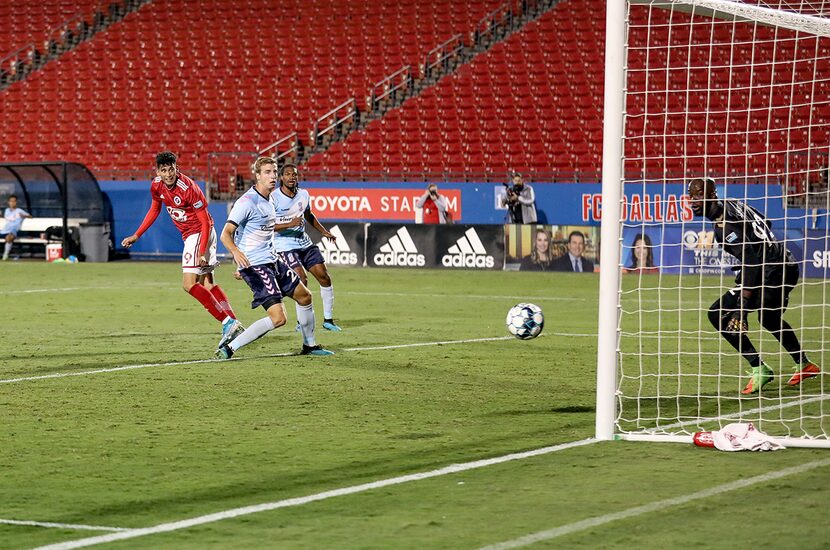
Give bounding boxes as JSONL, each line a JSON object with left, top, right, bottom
{"left": 714, "top": 199, "right": 791, "bottom": 289}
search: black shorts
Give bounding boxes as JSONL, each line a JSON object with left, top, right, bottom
{"left": 277, "top": 245, "right": 325, "bottom": 271}
{"left": 712, "top": 262, "right": 799, "bottom": 316}
{"left": 239, "top": 261, "right": 301, "bottom": 310}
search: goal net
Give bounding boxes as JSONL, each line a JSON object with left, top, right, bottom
{"left": 597, "top": 0, "right": 830, "bottom": 447}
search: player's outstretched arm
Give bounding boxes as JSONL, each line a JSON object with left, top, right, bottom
{"left": 123, "top": 199, "right": 162, "bottom": 247}
{"left": 305, "top": 210, "right": 334, "bottom": 241}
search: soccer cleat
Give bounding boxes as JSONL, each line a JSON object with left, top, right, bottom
{"left": 301, "top": 344, "right": 335, "bottom": 356}
{"left": 741, "top": 364, "right": 775, "bottom": 395}
{"left": 322, "top": 319, "right": 342, "bottom": 332}
{"left": 214, "top": 344, "right": 234, "bottom": 360}
{"left": 786, "top": 362, "right": 820, "bottom": 387}
{"left": 219, "top": 319, "right": 244, "bottom": 348}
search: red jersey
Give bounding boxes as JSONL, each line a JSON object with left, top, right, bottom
{"left": 149, "top": 173, "right": 213, "bottom": 239}
{"left": 422, "top": 197, "right": 440, "bottom": 224}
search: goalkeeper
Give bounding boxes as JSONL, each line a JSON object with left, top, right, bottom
{"left": 688, "top": 177, "right": 819, "bottom": 394}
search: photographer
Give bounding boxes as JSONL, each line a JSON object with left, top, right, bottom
{"left": 416, "top": 183, "right": 453, "bottom": 224}
{"left": 500, "top": 173, "right": 537, "bottom": 224}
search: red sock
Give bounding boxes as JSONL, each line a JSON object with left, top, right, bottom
{"left": 209, "top": 285, "right": 237, "bottom": 320}
{"left": 189, "top": 284, "right": 226, "bottom": 323}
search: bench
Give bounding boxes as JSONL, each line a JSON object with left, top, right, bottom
{"left": 0, "top": 217, "right": 88, "bottom": 257}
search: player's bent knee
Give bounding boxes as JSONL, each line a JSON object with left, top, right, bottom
{"left": 291, "top": 286, "right": 312, "bottom": 306}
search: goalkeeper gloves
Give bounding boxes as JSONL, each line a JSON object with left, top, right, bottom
{"left": 725, "top": 297, "right": 750, "bottom": 334}
{"left": 725, "top": 312, "right": 748, "bottom": 334}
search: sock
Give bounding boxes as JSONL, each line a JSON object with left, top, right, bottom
{"left": 188, "top": 284, "right": 226, "bottom": 323}
{"left": 210, "top": 285, "right": 237, "bottom": 320}
{"left": 229, "top": 317, "right": 276, "bottom": 351}
{"left": 320, "top": 285, "right": 334, "bottom": 320}
{"left": 2, "top": 241, "right": 10, "bottom": 259}
{"left": 296, "top": 303, "right": 316, "bottom": 346}
{"left": 759, "top": 311, "right": 807, "bottom": 366}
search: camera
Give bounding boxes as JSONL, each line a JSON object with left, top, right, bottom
{"left": 503, "top": 182, "right": 520, "bottom": 196}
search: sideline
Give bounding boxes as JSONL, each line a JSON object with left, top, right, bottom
{"left": 34, "top": 439, "right": 598, "bottom": 549}
{"left": 479, "top": 457, "right": 830, "bottom": 549}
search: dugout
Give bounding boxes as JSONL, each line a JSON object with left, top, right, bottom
{"left": 0, "top": 162, "right": 112, "bottom": 260}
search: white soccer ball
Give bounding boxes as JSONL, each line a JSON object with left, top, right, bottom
{"left": 506, "top": 303, "right": 544, "bottom": 340}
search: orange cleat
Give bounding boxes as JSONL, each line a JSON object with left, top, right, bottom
{"left": 786, "top": 362, "right": 820, "bottom": 387}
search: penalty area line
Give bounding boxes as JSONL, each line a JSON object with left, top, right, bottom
{"left": 34, "top": 438, "right": 598, "bottom": 550}
{"left": 0, "top": 518, "right": 129, "bottom": 532}
{"left": 478, "top": 457, "right": 830, "bottom": 550}
{"left": 0, "top": 334, "right": 589, "bottom": 385}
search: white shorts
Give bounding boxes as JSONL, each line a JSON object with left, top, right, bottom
{"left": 182, "top": 228, "right": 219, "bottom": 275}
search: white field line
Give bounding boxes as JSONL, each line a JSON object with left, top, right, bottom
{"left": 479, "top": 457, "right": 830, "bottom": 550}
{"left": 34, "top": 439, "right": 599, "bottom": 550}
{"left": 0, "top": 519, "right": 128, "bottom": 532}
{"left": 0, "top": 333, "right": 594, "bottom": 385}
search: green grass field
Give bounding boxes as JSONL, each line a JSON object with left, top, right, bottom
{"left": 1, "top": 262, "right": 829, "bottom": 549}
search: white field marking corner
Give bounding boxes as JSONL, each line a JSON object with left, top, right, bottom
{"left": 0, "top": 519, "right": 128, "bottom": 532}
{"left": 0, "top": 333, "right": 594, "bottom": 386}
{"left": 33, "top": 438, "right": 598, "bottom": 549}
{"left": 479, "top": 457, "right": 830, "bottom": 550}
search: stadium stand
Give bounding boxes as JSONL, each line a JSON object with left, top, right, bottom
{"left": 0, "top": 0, "right": 102, "bottom": 54}
{"left": 0, "top": 0, "right": 507, "bottom": 179}
{"left": 304, "top": 0, "right": 605, "bottom": 180}
{"left": 0, "top": 0, "right": 825, "bottom": 189}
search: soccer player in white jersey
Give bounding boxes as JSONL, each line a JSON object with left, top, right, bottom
{"left": 121, "top": 151, "right": 243, "bottom": 347}
{"left": 216, "top": 156, "right": 333, "bottom": 358}
{"left": 1, "top": 195, "right": 31, "bottom": 260}
{"left": 272, "top": 163, "right": 342, "bottom": 331}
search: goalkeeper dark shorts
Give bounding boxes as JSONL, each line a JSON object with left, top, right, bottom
{"left": 714, "top": 262, "right": 799, "bottom": 315}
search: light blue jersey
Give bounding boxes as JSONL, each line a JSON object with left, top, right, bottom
{"left": 271, "top": 188, "right": 313, "bottom": 252}
{"left": 1, "top": 207, "right": 29, "bottom": 235}
{"left": 227, "top": 187, "right": 277, "bottom": 266}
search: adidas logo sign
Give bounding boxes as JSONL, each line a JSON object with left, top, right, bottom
{"left": 373, "top": 227, "right": 425, "bottom": 267}
{"left": 316, "top": 225, "right": 358, "bottom": 265}
{"left": 441, "top": 228, "right": 495, "bottom": 268}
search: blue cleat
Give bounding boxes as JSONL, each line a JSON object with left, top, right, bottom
{"left": 215, "top": 344, "right": 234, "bottom": 360}
{"left": 322, "top": 319, "right": 342, "bottom": 332}
{"left": 219, "top": 319, "right": 244, "bottom": 348}
{"left": 301, "top": 344, "right": 335, "bottom": 356}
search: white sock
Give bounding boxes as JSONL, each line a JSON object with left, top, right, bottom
{"left": 229, "top": 317, "right": 276, "bottom": 351}
{"left": 296, "top": 303, "right": 316, "bottom": 346}
{"left": 320, "top": 285, "right": 334, "bottom": 320}
{"left": 3, "top": 242, "right": 10, "bottom": 259}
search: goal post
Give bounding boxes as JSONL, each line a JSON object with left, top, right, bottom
{"left": 598, "top": 0, "right": 830, "bottom": 448}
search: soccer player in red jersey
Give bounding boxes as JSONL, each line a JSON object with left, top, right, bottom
{"left": 121, "top": 152, "right": 244, "bottom": 346}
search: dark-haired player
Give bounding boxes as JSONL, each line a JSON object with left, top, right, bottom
{"left": 687, "top": 177, "right": 819, "bottom": 394}
{"left": 121, "top": 151, "right": 243, "bottom": 346}
{"left": 271, "top": 163, "right": 342, "bottom": 331}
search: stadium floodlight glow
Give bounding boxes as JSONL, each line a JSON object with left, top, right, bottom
{"left": 598, "top": 0, "right": 830, "bottom": 448}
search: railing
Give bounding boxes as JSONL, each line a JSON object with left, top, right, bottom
{"left": 472, "top": 4, "right": 513, "bottom": 46}
{"left": 0, "top": 43, "right": 37, "bottom": 78}
{"left": 259, "top": 132, "right": 301, "bottom": 163}
{"left": 206, "top": 151, "right": 258, "bottom": 200}
{"left": 311, "top": 98, "right": 358, "bottom": 148}
{"left": 367, "top": 66, "right": 413, "bottom": 111}
{"left": 422, "top": 34, "right": 464, "bottom": 78}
